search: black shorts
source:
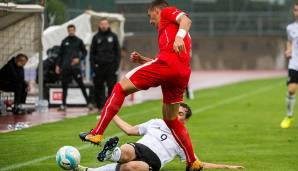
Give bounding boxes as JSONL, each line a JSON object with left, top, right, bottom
{"left": 128, "top": 143, "right": 161, "bottom": 171}
{"left": 287, "top": 69, "right": 298, "bottom": 85}
{"left": 61, "top": 68, "right": 82, "bottom": 84}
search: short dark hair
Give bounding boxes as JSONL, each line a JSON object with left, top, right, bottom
{"left": 99, "top": 17, "right": 108, "bottom": 22}
{"left": 67, "top": 24, "right": 76, "bottom": 29}
{"left": 15, "top": 53, "right": 28, "bottom": 61}
{"left": 148, "top": 0, "right": 169, "bottom": 10}
{"left": 180, "top": 103, "right": 192, "bottom": 119}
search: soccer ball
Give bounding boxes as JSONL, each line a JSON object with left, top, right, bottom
{"left": 56, "top": 146, "right": 80, "bottom": 170}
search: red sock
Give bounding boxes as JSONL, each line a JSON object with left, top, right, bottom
{"left": 164, "top": 117, "right": 197, "bottom": 165}
{"left": 92, "top": 83, "right": 126, "bottom": 135}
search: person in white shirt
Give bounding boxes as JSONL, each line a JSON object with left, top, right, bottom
{"left": 281, "top": 2, "right": 298, "bottom": 129}
{"left": 77, "top": 103, "right": 244, "bottom": 171}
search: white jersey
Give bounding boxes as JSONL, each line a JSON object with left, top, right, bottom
{"left": 287, "top": 22, "right": 298, "bottom": 70}
{"left": 137, "top": 119, "right": 186, "bottom": 168}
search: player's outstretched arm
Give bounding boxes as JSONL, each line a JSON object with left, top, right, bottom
{"left": 113, "top": 115, "right": 140, "bottom": 136}
{"left": 201, "top": 162, "right": 244, "bottom": 169}
{"left": 130, "top": 51, "right": 152, "bottom": 64}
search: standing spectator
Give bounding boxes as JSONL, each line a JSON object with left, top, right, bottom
{"left": 0, "top": 53, "right": 29, "bottom": 114}
{"left": 90, "top": 18, "right": 121, "bottom": 110}
{"left": 55, "top": 24, "right": 91, "bottom": 111}
{"left": 280, "top": 2, "right": 298, "bottom": 128}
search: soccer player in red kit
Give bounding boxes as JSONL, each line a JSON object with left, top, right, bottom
{"left": 80, "top": 0, "right": 202, "bottom": 170}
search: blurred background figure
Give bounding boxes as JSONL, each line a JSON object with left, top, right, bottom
{"left": 55, "top": 24, "right": 91, "bottom": 111}
{"left": 39, "top": 46, "right": 61, "bottom": 85}
{"left": 36, "top": 46, "right": 61, "bottom": 99}
{"left": 185, "top": 85, "right": 194, "bottom": 100}
{"left": 0, "top": 53, "right": 29, "bottom": 114}
{"left": 280, "top": 2, "right": 298, "bottom": 129}
{"left": 90, "top": 18, "right": 121, "bottom": 110}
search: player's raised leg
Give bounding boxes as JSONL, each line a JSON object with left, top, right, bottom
{"left": 97, "top": 136, "right": 120, "bottom": 161}
{"left": 98, "top": 142, "right": 137, "bottom": 163}
{"left": 91, "top": 139, "right": 149, "bottom": 171}
{"left": 79, "top": 78, "right": 138, "bottom": 144}
{"left": 80, "top": 51, "right": 161, "bottom": 145}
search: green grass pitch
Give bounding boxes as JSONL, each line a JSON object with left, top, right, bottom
{"left": 0, "top": 78, "right": 298, "bottom": 171}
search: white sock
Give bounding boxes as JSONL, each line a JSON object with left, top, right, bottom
{"left": 287, "top": 95, "right": 296, "bottom": 117}
{"left": 109, "top": 147, "right": 121, "bottom": 162}
{"left": 87, "top": 163, "right": 118, "bottom": 171}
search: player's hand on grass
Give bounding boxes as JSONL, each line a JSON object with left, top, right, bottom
{"left": 130, "top": 51, "right": 143, "bottom": 64}
{"left": 201, "top": 162, "right": 244, "bottom": 170}
{"left": 173, "top": 36, "right": 186, "bottom": 54}
{"left": 225, "top": 165, "right": 245, "bottom": 169}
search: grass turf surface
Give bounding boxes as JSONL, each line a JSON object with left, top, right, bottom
{"left": 0, "top": 78, "right": 298, "bottom": 171}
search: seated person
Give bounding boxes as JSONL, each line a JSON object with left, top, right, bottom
{"left": 77, "top": 103, "right": 244, "bottom": 171}
{"left": 0, "top": 53, "right": 29, "bottom": 114}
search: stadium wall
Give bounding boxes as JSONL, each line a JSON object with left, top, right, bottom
{"left": 123, "top": 35, "right": 286, "bottom": 70}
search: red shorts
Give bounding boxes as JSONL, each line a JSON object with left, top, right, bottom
{"left": 125, "top": 56, "right": 191, "bottom": 104}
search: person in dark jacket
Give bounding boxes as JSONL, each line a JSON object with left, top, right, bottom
{"left": 90, "top": 18, "right": 121, "bottom": 109}
{"left": 55, "top": 24, "right": 91, "bottom": 111}
{"left": 0, "top": 53, "right": 29, "bottom": 113}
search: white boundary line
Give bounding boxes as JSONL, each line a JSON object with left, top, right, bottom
{"left": 0, "top": 132, "right": 125, "bottom": 171}
{"left": 0, "top": 109, "right": 159, "bottom": 171}
{"left": 0, "top": 83, "right": 282, "bottom": 171}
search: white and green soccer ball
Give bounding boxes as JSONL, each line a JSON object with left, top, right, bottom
{"left": 56, "top": 146, "right": 80, "bottom": 170}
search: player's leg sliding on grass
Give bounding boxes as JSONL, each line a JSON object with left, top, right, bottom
{"left": 80, "top": 0, "right": 202, "bottom": 170}
{"left": 77, "top": 105, "right": 244, "bottom": 171}
{"left": 77, "top": 151, "right": 244, "bottom": 171}
{"left": 281, "top": 2, "right": 298, "bottom": 129}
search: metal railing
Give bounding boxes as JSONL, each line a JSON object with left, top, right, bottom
{"left": 67, "top": 7, "right": 292, "bottom": 37}
{"left": 124, "top": 12, "right": 292, "bottom": 36}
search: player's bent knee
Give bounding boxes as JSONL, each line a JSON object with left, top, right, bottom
{"left": 289, "top": 91, "right": 296, "bottom": 96}
{"left": 288, "top": 89, "right": 296, "bottom": 96}
{"left": 288, "top": 83, "right": 297, "bottom": 95}
{"left": 119, "top": 78, "right": 138, "bottom": 95}
{"left": 119, "top": 144, "right": 136, "bottom": 163}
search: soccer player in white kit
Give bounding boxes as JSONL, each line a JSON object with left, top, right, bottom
{"left": 281, "top": 2, "right": 298, "bottom": 129}
{"left": 77, "top": 103, "right": 244, "bottom": 171}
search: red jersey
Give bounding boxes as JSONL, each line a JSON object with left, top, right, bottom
{"left": 158, "top": 6, "right": 191, "bottom": 62}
